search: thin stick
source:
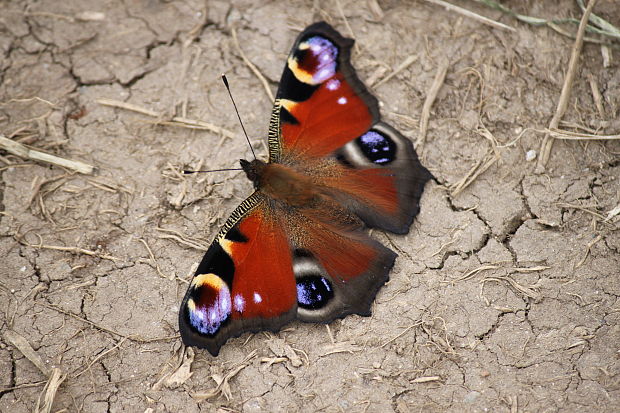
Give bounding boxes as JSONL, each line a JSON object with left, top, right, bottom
{"left": 73, "top": 337, "right": 127, "bottom": 379}
{"left": 184, "top": 168, "right": 243, "bottom": 174}
{"left": 96, "top": 98, "right": 235, "bottom": 139}
{"left": 221, "top": 74, "right": 256, "bottom": 160}
{"left": 230, "top": 27, "right": 275, "bottom": 102}
{"left": 424, "top": 0, "right": 516, "bottom": 32}
{"left": 536, "top": 0, "right": 598, "bottom": 171}
{"left": 587, "top": 73, "right": 605, "bottom": 117}
{"left": 547, "top": 128, "right": 620, "bottom": 141}
{"left": 0, "top": 135, "right": 94, "bottom": 174}
{"left": 417, "top": 59, "right": 450, "bottom": 148}
{"left": 372, "top": 55, "right": 419, "bottom": 88}
{"left": 36, "top": 301, "right": 179, "bottom": 343}
{"left": 16, "top": 235, "right": 119, "bottom": 262}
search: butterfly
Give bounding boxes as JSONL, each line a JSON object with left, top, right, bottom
{"left": 179, "top": 22, "right": 431, "bottom": 356}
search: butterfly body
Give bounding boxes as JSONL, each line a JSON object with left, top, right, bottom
{"left": 179, "top": 22, "right": 432, "bottom": 356}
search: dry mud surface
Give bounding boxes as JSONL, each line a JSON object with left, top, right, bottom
{"left": 1, "top": 1, "right": 619, "bottom": 412}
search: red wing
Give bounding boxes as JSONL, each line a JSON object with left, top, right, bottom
{"left": 272, "top": 23, "right": 431, "bottom": 234}
{"left": 273, "top": 23, "right": 379, "bottom": 159}
{"left": 290, "top": 205, "right": 397, "bottom": 323}
{"left": 179, "top": 194, "right": 297, "bottom": 356}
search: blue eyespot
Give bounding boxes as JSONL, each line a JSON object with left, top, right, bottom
{"left": 297, "top": 276, "right": 334, "bottom": 309}
{"left": 356, "top": 130, "right": 396, "bottom": 165}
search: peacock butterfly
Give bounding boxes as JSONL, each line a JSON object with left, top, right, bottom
{"left": 179, "top": 22, "right": 431, "bottom": 356}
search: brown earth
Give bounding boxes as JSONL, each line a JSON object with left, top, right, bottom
{"left": 1, "top": 1, "right": 619, "bottom": 412}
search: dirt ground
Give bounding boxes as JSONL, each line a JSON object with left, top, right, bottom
{"left": 1, "top": 0, "right": 619, "bottom": 412}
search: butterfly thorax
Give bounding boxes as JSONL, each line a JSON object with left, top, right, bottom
{"left": 240, "top": 159, "right": 321, "bottom": 208}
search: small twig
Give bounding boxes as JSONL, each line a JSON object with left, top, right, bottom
{"left": 231, "top": 27, "right": 275, "bottom": 103}
{"left": 536, "top": 0, "right": 599, "bottom": 171}
{"left": 97, "top": 98, "right": 236, "bottom": 139}
{"left": 73, "top": 337, "right": 127, "bottom": 379}
{"left": 574, "top": 234, "right": 603, "bottom": 269}
{"left": 547, "top": 128, "right": 620, "bottom": 141}
{"left": 335, "top": 0, "right": 361, "bottom": 54}
{"left": 450, "top": 148, "right": 498, "bottom": 196}
{"left": 0, "top": 135, "right": 94, "bottom": 174}
{"left": 16, "top": 232, "right": 119, "bottom": 262}
{"left": 379, "top": 322, "right": 422, "bottom": 348}
{"left": 138, "top": 238, "right": 172, "bottom": 279}
{"left": 36, "top": 301, "right": 179, "bottom": 343}
{"left": 372, "top": 55, "right": 419, "bottom": 88}
{"left": 587, "top": 73, "right": 605, "bottom": 118}
{"left": 424, "top": 0, "right": 516, "bottom": 32}
{"left": 156, "top": 227, "right": 209, "bottom": 251}
{"left": 417, "top": 59, "right": 450, "bottom": 149}
{"left": 412, "top": 376, "right": 442, "bottom": 383}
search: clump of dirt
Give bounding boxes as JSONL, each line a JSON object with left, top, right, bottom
{"left": 1, "top": 1, "right": 618, "bottom": 412}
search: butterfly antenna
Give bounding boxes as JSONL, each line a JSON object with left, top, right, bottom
{"left": 221, "top": 74, "right": 256, "bottom": 160}
{"left": 183, "top": 167, "right": 244, "bottom": 174}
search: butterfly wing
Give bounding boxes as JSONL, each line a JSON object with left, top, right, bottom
{"left": 180, "top": 23, "right": 431, "bottom": 356}
{"left": 270, "top": 22, "right": 431, "bottom": 234}
{"left": 179, "top": 193, "right": 297, "bottom": 356}
{"left": 179, "top": 192, "right": 397, "bottom": 356}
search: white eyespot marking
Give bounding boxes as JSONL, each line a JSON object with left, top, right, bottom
{"left": 316, "top": 68, "right": 332, "bottom": 82}
{"left": 326, "top": 79, "right": 340, "bottom": 91}
{"left": 253, "top": 292, "right": 262, "bottom": 303}
{"left": 338, "top": 97, "right": 347, "bottom": 105}
{"left": 234, "top": 294, "right": 245, "bottom": 312}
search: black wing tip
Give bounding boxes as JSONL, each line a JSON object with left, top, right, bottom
{"left": 300, "top": 21, "right": 354, "bottom": 47}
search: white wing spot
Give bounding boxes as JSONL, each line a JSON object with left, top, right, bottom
{"left": 338, "top": 97, "right": 347, "bottom": 105}
{"left": 326, "top": 79, "right": 340, "bottom": 91}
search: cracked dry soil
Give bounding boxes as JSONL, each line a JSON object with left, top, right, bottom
{"left": 1, "top": 1, "right": 619, "bottom": 412}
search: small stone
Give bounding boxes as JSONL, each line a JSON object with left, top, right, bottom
{"left": 525, "top": 150, "right": 536, "bottom": 161}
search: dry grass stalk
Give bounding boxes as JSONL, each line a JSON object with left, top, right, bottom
{"left": 34, "top": 368, "right": 66, "bottom": 413}
{"left": 574, "top": 234, "right": 603, "bottom": 269}
{"left": 231, "top": 27, "right": 275, "bottom": 103}
{"left": 411, "top": 376, "right": 442, "bottom": 383}
{"left": 424, "top": 0, "right": 516, "bottom": 32}
{"left": 97, "top": 98, "right": 236, "bottom": 139}
{"left": 380, "top": 322, "right": 423, "bottom": 348}
{"left": 73, "top": 337, "right": 127, "bottom": 379}
{"left": 3, "top": 330, "right": 50, "bottom": 375}
{"left": 587, "top": 73, "right": 605, "bottom": 117}
{"left": 320, "top": 340, "right": 363, "bottom": 356}
{"left": 536, "top": 0, "right": 599, "bottom": 171}
{"left": 450, "top": 148, "right": 498, "bottom": 196}
{"left": 4, "top": 330, "right": 67, "bottom": 413}
{"left": 16, "top": 232, "right": 119, "bottom": 262}
{"left": 37, "top": 301, "right": 179, "bottom": 343}
{"left": 547, "top": 128, "right": 620, "bottom": 141}
{"left": 191, "top": 350, "right": 257, "bottom": 401}
{"left": 156, "top": 227, "right": 209, "bottom": 251}
{"left": 0, "top": 135, "right": 94, "bottom": 174}
{"left": 335, "top": 0, "right": 361, "bottom": 55}
{"left": 417, "top": 59, "right": 450, "bottom": 149}
{"left": 372, "top": 55, "right": 419, "bottom": 88}
{"left": 138, "top": 238, "right": 172, "bottom": 279}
